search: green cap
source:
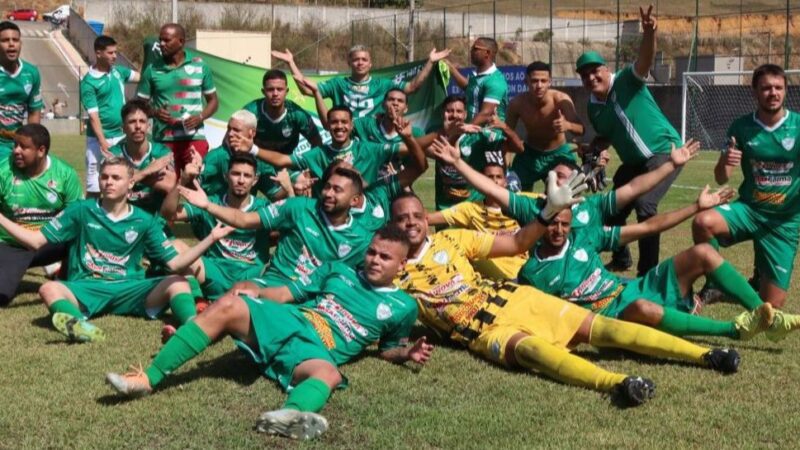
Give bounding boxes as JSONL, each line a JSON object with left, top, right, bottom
{"left": 575, "top": 51, "right": 607, "bottom": 73}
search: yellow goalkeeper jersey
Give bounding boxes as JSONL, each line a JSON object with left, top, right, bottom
{"left": 397, "top": 229, "right": 511, "bottom": 343}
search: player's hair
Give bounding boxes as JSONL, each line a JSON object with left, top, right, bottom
{"left": 161, "top": 23, "right": 186, "bottom": 40}
{"left": 384, "top": 87, "right": 408, "bottom": 104}
{"left": 373, "top": 225, "right": 411, "bottom": 249}
{"left": 550, "top": 157, "right": 581, "bottom": 173}
{"left": 526, "top": 61, "right": 551, "bottom": 76}
{"left": 228, "top": 152, "right": 258, "bottom": 172}
{"left": 94, "top": 35, "right": 117, "bottom": 52}
{"left": 262, "top": 69, "right": 287, "bottom": 87}
{"left": 322, "top": 166, "right": 364, "bottom": 195}
{"left": 390, "top": 191, "right": 423, "bottom": 214}
{"left": 347, "top": 44, "right": 370, "bottom": 59}
{"left": 230, "top": 109, "right": 258, "bottom": 130}
{"left": 15, "top": 124, "right": 50, "bottom": 153}
{"left": 0, "top": 21, "right": 21, "bottom": 35}
{"left": 475, "top": 37, "right": 498, "bottom": 55}
{"left": 442, "top": 94, "right": 467, "bottom": 109}
{"left": 327, "top": 105, "right": 353, "bottom": 120}
{"left": 100, "top": 156, "right": 135, "bottom": 178}
{"left": 483, "top": 162, "right": 506, "bottom": 173}
{"left": 752, "top": 64, "right": 786, "bottom": 89}
{"left": 120, "top": 98, "right": 152, "bottom": 121}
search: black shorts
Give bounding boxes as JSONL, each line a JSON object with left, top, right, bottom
{"left": 0, "top": 242, "right": 67, "bottom": 306}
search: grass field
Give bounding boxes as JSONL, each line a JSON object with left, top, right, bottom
{"left": 2, "top": 135, "right": 799, "bottom": 449}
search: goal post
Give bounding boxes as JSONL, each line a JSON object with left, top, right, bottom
{"left": 681, "top": 70, "right": 800, "bottom": 150}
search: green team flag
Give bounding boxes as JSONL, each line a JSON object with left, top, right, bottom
{"left": 142, "top": 38, "right": 450, "bottom": 149}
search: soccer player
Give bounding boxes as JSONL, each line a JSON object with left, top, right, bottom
{"left": 506, "top": 61, "right": 584, "bottom": 191}
{"left": 253, "top": 106, "right": 415, "bottom": 192}
{"left": 137, "top": 23, "right": 218, "bottom": 173}
{"left": 163, "top": 152, "right": 271, "bottom": 300}
{"left": 242, "top": 69, "right": 322, "bottom": 153}
{"left": 693, "top": 64, "right": 800, "bottom": 310}
{"left": 80, "top": 35, "right": 140, "bottom": 198}
{"left": 108, "top": 99, "right": 176, "bottom": 217}
{"left": 427, "top": 163, "right": 540, "bottom": 280}
{"left": 576, "top": 6, "right": 680, "bottom": 275}
{"left": 201, "top": 110, "right": 286, "bottom": 200}
{"left": 0, "top": 157, "right": 233, "bottom": 342}
{"left": 179, "top": 165, "right": 374, "bottom": 290}
{"left": 106, "top": 226, "right": 432, "bottom": 441}
{"left": 273, "top": 45, "right": 451, "bottom": 118}
{"left": 391, "top": 176, "right": 740, "bottom": 406}
{"left": 0, "top": 124, "right": 81, "bottom": 306}
{"left": 446, "top": 37, "right": 508, "bottom": 125}
{"left": 0, "top": 21, "right": 43, "bottom": 157}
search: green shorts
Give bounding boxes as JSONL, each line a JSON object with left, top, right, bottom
{"left": 716, "top": 201, "right": 800, "bottom": 290}
{"left": 234, "top": 296, "right": 336, "bottom": 391}
{"left": 600, "top": 257, "right": 692, "bottom": 318}
{"left": 511, "top": 143, "right": 576, "bottom": 191}
{"left": 201, "top": 257, "right": 264, "bottom": 299}
{"left": 252, "top": 270, "right": 295, "bottom": 289}
{"left": 63, "top": 277, "right": 170, "bottom": 319}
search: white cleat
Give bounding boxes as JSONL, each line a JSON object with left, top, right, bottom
{"left": 255, "top": 408, "right": 328, "bottom": 440}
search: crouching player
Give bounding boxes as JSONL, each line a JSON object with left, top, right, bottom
{"left": 0, "top": 157, "right": 233, "bottom": 342}
{"left": 105, "top": 226, "right": 432, "bottom": 441}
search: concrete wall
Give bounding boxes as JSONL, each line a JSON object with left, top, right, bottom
{"left": 43, "top": 118, "right": 82, "bottom": 135}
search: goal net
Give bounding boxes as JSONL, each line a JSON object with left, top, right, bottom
{"left": 682, "top": 70, "right": 800, "bottom": 150}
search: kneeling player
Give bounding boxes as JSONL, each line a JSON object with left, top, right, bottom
{"left": 392, "top": 177, "right": 740, "bottom": 407}
{"left": 0, "top": 157, "right": 233, "bottom": 342}
{"left": 105, "top": 226, "right": 432, "bottom": 441}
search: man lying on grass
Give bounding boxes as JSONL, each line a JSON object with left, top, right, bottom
{"left": 106, "top": 226, "right": 433, "bottom": 441}
{"left": 0, "top": 157, "right": 231, "bottom": 342}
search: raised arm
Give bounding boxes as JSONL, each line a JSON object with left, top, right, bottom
{"left": 490, "top": 116, "right": 524, "bottom": 154}
{"left": 404, "top": 48, "right": 451, "bottom": 94}
{"left": 166, "top": 223, "right": 235, "bottom": 272}
{"left": 163, "top": 152, "right": 202, "bottom": 222}
{"left": 554, "top": 94, "right": 585, "bottom": 136}
{"left": 615, "top": 139, "right": 700, "bottom": 211}
{"left": 426, "top": 210, "right": 448, "bottom": 227}
{"left": 272, "top": 49, "right": 316, "bottom": 96}
{"left": 178, "top": 180, "right": 263, "bottom": 229}
{"left": 0, "top": 213, "right": 47, "bottom": 250}
{"left": 444, "top": 60, "right": 468, "bottom": 89}
{"left": 619, "top": 185, "right": 735, "bottom": 246}
{"left": 715, "top": 137, "right": 740, "bottom": 184}
{"left": 298, "top": 77, "right": 329, "bottom": 129}
{"left": 634, "top": 5, "right": 657, "bottom": 78}
{"left": 395, "top": 117, "right": 428, "bottom": 188}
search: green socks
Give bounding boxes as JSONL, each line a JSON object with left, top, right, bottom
{"left": 657, "top": 308, "right": 738, "bottom": 338}
{"left": 48, "top": 299, "right": 85, "bottom": 320}
{"left": 708, "top": 261, "right": 764, "bottom": 311}
{"left": 169, "top": 293, "right": 197, "bottom": 325}
{"left": 702, "top": 238, "right": 721, "bottom": 290}
{"left": 145, "top": 321, "right": 211, "bottom": 387}
{"left": 186, "top": 276, "right": 203, "bottom": 299}
{"left": 283, "top": 378, "right": 332, "bottom": 413}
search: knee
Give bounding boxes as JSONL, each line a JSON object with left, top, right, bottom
{"left": 690, "top": 243, "right": 720, "bottom": 271}
{"left": 165, "top": 275, "right": 191, "bottom": 296}
{"left": 621, "top": 300, "right": 661, "bottom": 326}
{"left": 315, "top": 365, "right": 343, "bottom": 389}
{"left": 692, "top": 211, "right": 716, "bottom": 234}
{"left": 38, "top": 281, "right": 62, "bottom": 305}
{"left": 206, "top": 294, "right": 247, "bottom": 320}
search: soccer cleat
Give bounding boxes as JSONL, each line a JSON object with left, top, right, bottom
{"left": 613, "top": 376, "right": 655, "bottom": 407}
{"left": 703, "top": 348, "right": 740, "bottom": 374}
{"left": 765, "top": 310, "right": 800, "bottom": 342}
{"left": 734, "top": 303, "right": 775, "bottom": 341}
{"left": 255, "top": 409, "right": 329, "bottom": 440}
{"left": 51, "top": 312, "right": 106, "bottom": 343}
{"left": 106, "top": 365, "right": 153, "bottom": 397}
{"left": 161, "top": 324, "right": 177, "bottom": 344}
{"left": 195, "top": 298, "right": 211, "bottom": 315}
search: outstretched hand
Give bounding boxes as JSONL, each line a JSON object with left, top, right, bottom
{"left": 178, "top": 179, "right": 210, "bottom": 209}
{"left": 540, "top": 170, "right": 588, "bottom": 221}
{"left": 271, "top": 49, "right": 295, "bottom": 64}
{"left": 428, "top": 47, "right": 452, "bottom": 63}
{"left": 407, "top": 336, "right": 434, "bottom": 364}
{"left": 210, "top": 222, "right": 236, "bottom": 241}
{"left": 697, "top": 185, "right": 736, "bottom": 210}
{"left": 670, "top": 138, "right": 701, "bottom": 167}
{"left": 428, "top": 136, "right": 461, "bottom": 165}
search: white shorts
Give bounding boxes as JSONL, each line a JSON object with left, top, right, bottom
{"left": 86, "top": 135, "right": 124, "bottom": 193}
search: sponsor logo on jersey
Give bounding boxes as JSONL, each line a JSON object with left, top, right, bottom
{"left": 376, "top": 302, "right": 392, "bottom": 320}
{"left": 124, "top": 230, "right": 138, "bottom": 243}
{"left": 752, "top": 160, "right": 793, "bottom": 174}
{"left": 460, "top": 145, "right": 472, "bottom": 157}
{"left": 573, "top": 248, "right": 588, "bottom": 262}
{"left": 372, "top": 205, "right": 385, "bottom": 218}
{"left": 433, "top": 250, "right": 449, "bottom": 265}
{"left": 316, "top": 295, "right": 368, "bottom": 342}
{"left": 23, "top": 83, "right": 32, "bottom": 95}
{"left": 304, "top": 227, "right": 320, "bottom": 237}
{"left": 184, "top": 65, "right": 197, "bottom": 75}
{"left": 753, "top": 190, "right": 787, "bottom": 205}
{"left": 576, "top": 210, "right": 590, "bottom": 224}
{"left": 782, "top": 137, "right": 795, "bottom": 151}
{"left": 88, "top": 222, "right": 102, "bottom": 230}
{"left": 338, "top": 243, "right": 352, "bottom": 257}
{"left": 281, "top": 125, "right": 292, "bottom": 137}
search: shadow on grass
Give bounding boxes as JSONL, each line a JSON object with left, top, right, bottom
{"left": 96, "top": 349, "right": 262, "bottom": 406}
{"left": 30, "top": 315, "right": 53, "bottom": 330}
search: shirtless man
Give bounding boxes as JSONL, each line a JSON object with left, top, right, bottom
{"left": 506, "top": 61, "right": 584, "bottom": 191}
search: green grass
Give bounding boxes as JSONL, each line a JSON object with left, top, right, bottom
{"left": 2, "top": 135, "right": 798, "bottom": 449}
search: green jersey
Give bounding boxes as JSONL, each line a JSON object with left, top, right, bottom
{"left": 352, "top": 175, "right": 402, "bottom": 231}
{"left": 40, "top": 199, "right": 178, "bottom": 281}
{"left": 200, "top": 144, "right": 279, "bottom": 199}
{"left": 518, "top": 225, "right": 623, "bottom": 309}
{"left": 352, "top": 115, "right": 424, "bottom": 145}
{"left": 256, "top": 196, "right": 373, "bottom": 285}
{"left": 435, "top": 129, "right": 505, "bottom": 209}
{"left": 0, "top": 155, "right": 82, "bottom": 245}
{"left": 242, "top": 98, "right": 320, "bottom": 154}
{"left": 507, "top": 190, "right": 618, "bottom": 230}
{"left": 289, "top": 262, "right": 418, "bottom": 363}
{"left": 587, "top": 66, "right": 680, "bottom": 165}
{"left": 137, "top": 50, "right": 216, "bottom": 142}
{"left": 318, "top": 76, "right": 406, "bottom": 118}
{"left": 0, "top": 60, "right": 44, "bottom": 152}
{"left": 108, "top": 139, "right": 172, "bottom": 215}
{"left": 80, "top": 65, "right": 135, "bottom": 139}
{"left": 727, "top": 110, "right": 800, "bottom": 216}
{"left": 184, "top": 194, "right": 271, "bottom": 268}
{"left": 290, "top": 139, "right": 399, "bottom": 188}
{"left": 465, "top": 65, "right": 508, "bottom": 122}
